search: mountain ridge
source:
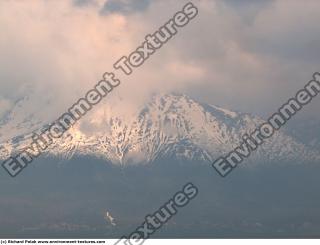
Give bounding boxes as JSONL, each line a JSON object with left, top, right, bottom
{"left": 0, "top": 93, "right": 319, "bottom": 165}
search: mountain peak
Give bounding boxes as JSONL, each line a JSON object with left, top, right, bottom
{"left": 0, "top": 93, "right": 319, "bottom": 165}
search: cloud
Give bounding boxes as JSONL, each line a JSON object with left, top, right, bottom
{"left": 0, "top": 0, "right": 319, "bottom": 125}
{"left": 101, "top": 0, "right": 151, "bottom": 14}
{"left": 0, "top": 97, "right": 12, "bottom": 118}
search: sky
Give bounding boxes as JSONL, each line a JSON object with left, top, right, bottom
{"left": 0, "top": 0, "right": 320, "bottom": 121}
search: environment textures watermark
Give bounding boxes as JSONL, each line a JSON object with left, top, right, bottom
{"left": 2, "top": 2, "right": 199, "bottom": 178}
{"left": 213, "top": 72, "right": 320, "bottom": 177}
{"left": 114, "top": 183, "right": 198, "bottom": 245}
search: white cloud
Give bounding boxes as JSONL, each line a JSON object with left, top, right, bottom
{"left": 0, "top": 97, "right": 12, "bottom": 118}
{"left": 0, "top": 0, "right": 319, "bottom": 124}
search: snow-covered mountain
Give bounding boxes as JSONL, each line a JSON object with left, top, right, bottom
{"left": 0, "top": 93, "right": 319, "bottom": 165}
